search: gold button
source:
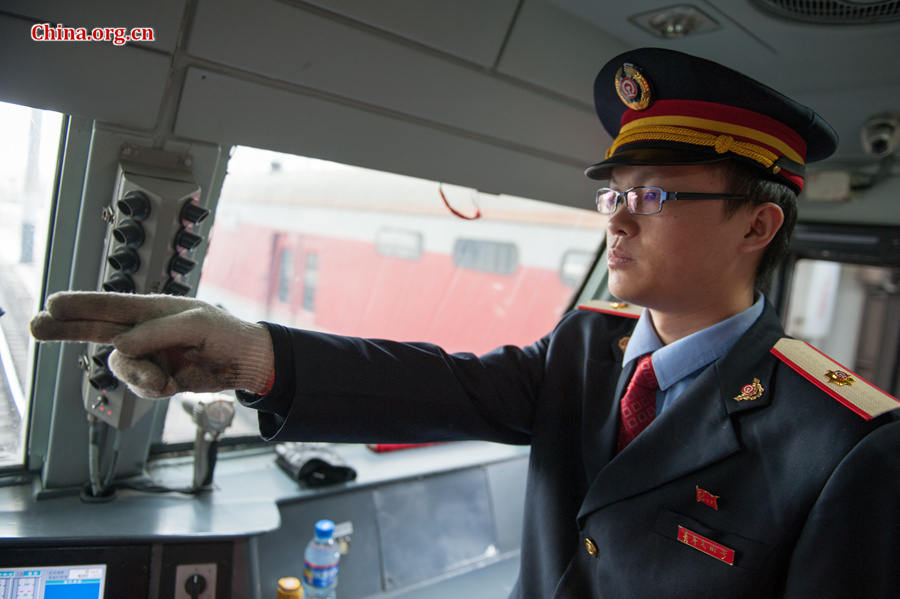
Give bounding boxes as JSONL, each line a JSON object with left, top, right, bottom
{"left": 618, "top": 336, "right": 630, "bottom": 353}
{"left": 584, "top": 537, "right": 598, "bottom": 558}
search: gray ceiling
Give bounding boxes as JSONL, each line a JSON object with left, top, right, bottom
{"left": 302, "top": 0, "right": 900, "bottom": 166}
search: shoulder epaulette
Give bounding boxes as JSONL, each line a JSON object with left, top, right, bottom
{"left": 577, "top": 300, "right": 643, "bottom": 319}
{"left": 771, "top": 338, "right": 900, "bottom": 420}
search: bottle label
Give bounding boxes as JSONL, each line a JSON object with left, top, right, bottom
{"left": 303, "top": 560, "right": 338, "bottom": 588}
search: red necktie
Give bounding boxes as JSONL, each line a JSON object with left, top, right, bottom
{"left": 616, "top": 354, "right": 658, "bottom": 453}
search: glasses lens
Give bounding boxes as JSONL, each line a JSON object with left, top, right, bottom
{"left": 627, "top": 187, "right": 662, "bottom": 214}
{"left": 596, "top": 188, "right": 619, "bottom": 214}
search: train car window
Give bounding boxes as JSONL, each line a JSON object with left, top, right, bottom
{"left": 277, "top": 248, "right": 294, "bottom": 303}
{"left": 559, "top": 249, "right": 596, "bottom": 287}
{"left": 303, "top": 253, "right": 318, "bottom": 312}
{"left": 452, "top": 238, "right": 519, "bottom": 275}
{"left": 785, "top": 258, "right": 900, "bottom": 395}
{"left": 0, "top": 102, "right": 63, "bottom": 467}
{"left": 160, "top": 146, "right": 607, "bottom": 444}
{"left": 375, "top": 227, "right": 423, "bottom": 260}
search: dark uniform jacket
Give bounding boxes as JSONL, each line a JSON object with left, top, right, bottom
{"left": 240, "top": 302, "right": 900, "bottom": 598}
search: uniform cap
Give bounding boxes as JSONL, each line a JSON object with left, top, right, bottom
{"left": 585, "top": 48, "right": 838, "bottom": 193}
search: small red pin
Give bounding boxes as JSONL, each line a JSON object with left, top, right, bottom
{"left": 696, "top": 486, "right": 720, "bottom": 510}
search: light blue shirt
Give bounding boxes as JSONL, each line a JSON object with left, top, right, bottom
{"left": 621, "top": 295, "right": 766, "bottom": 414}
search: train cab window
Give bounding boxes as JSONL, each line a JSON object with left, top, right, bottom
{"left": 158, "top": 146, "right": 607, "bottom": 445}
{"left": 0, "top": 102, "right": 63, "bottom": 468}
{"left": 785, "top": 258, "right": 900, "bottom": 395}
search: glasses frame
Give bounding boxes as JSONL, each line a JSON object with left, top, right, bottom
{"left": 595, "top": 186, "right": 746, "bottom": 215}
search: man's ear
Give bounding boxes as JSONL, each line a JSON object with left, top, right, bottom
{"left": 740, "top": 202, "right": 784, "bottom": 254}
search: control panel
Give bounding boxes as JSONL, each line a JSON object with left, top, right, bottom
{"left": 80, "top": 150, "right": 209, "bottom": 428}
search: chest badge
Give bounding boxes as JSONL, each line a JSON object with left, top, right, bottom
{"left": 824, "top": 370, "right": 855, "bottom": 386}
{"left": 678, "top": 526, "right": 735, "bottom": 566}
{"left": 734, "top": 378, "right": 764, "bottom": 401}
{"left": 696, "top": 486, "right": 720, "bottom": 510}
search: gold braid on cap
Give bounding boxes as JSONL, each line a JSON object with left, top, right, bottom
{"left": 606, "top": 124, "right": 779, "bottom": 168}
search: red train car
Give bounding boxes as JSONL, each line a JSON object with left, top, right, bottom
{"left": 197, "top": 157, "right": 606, "bottom": 355}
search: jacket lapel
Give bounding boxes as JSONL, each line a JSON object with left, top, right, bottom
{"left": 581, "top": 321, "right": 638, "bottom": 482}
{"left": 576, "top": 302, "right": 785, "bottom": 524}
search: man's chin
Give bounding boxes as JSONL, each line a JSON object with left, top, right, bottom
{"left": 607, "top": 277, "right": 644, "bottom": 306}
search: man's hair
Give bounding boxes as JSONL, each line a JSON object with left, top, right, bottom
{"left": 719, "top": 160, "right": 798, "bottom": 293}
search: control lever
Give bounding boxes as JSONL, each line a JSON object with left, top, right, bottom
{"left": 180, "top": 392, "right": 235, "bottom": 490}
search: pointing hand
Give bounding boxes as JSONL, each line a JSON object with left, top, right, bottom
{"left": 30, "top": 292, "right": 274, "bottom": 399}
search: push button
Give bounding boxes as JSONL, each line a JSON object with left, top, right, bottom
{"left": 584, "top": 537, "right": 598, "bottom": 558}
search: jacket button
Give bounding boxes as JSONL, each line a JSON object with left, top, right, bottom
{"left": 584, "top": 537, "right": 598, "bottom": 558}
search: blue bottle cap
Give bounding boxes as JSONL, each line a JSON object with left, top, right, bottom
{"left": 314, "top": 519, "right": 335, "bottom": 539}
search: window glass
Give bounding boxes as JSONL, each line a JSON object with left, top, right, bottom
{"left": 452, "top": 239, "right": 519, "bottom": 275}
{"left": 303, "top": 253, "right": 318, "bottom": 312}
{"left": 559, "top": 249, "right": 596, "bottom": 287}
{"left": 277, "top": 248, "right": 293, "bottom": 303}
{"left": 0, "top": 102, "right": 63, "bottom": 467}
{"left": 162, "top": 146, "right": 608, "bottom": 443}
{"left": 785, "top": 259, "right": 900, "bottom": 395}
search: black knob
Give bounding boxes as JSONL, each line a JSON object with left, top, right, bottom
{"left": 112, "top": 220, "right": 145, "bottom": 248}
{"left": 180, "top": 201, "right": 209, "bottom": 225}
{"left": 174, "top": 229, "right": 202, "bottom": 251}
{"left": 101, "top": 274, "right": 135, "bottom": 293}
{"left": 117, "top": 190, "right": 151, "bottom": 221}
{"left": 184, "top": 573, "right": 207, "bottom": 598}
{"left": 163, "top": 279, "right": 190, "bottom": 296}
{"left": 89, "top": 369, "right": 118, "bottom": 391}
{"left": 91, "top": 346, "right": 114, "bottom": 369}
{"left": 168, "top": 255, "right": 196, "bottom": 276}
{"left": 107, "top": 248, "right": 141, "bottom": 274}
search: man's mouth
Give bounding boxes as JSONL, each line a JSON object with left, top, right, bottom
{"left": 607, "top": 248, "right": 633, "bottom": 268}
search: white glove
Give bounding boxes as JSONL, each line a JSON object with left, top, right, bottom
{"left": 30, "top": 292, "right": 274, "bottom": 399}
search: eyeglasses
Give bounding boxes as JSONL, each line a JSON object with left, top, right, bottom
{"left": 596, "top": 186, "right": 746, "bottom": 215}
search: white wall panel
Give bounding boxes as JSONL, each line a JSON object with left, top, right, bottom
{"left": 187, "top": 0, "right": 607, "bottom": 164}
{"left": 300, "top": 0, "right": 520, "bottom": 67}
{"left": 497, "top": 0, "right": 629, "bottom": 107}
{"left": 0, "top": 14, "right": 171, "bottom": 129}
{"left": 174, "top": 68, "right": 598, "bottom": 209}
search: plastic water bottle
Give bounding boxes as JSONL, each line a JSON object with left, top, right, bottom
{"left": 302, "top": 519, "right": 340, "bottom": 599}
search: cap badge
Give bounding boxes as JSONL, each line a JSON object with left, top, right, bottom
{"left": 734, "top": 378, "right": 764, "bottom": 401}
{"left": 614, "top": 63, "right": 652, "bottom": 111}
{"left": 825, "top": 370, "right": 855, "bottom": 387}
{"left": 610, "top": 301, "right": 629, "bottom": 309}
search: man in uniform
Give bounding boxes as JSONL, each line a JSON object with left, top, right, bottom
{"left": 31, "top": 48, "right": 900, "bottom": 597}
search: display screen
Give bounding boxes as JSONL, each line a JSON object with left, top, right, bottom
{"left": 0, "top": 564, "right": 105, "bottom": 598}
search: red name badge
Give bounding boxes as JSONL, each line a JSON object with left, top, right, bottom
{"left": 677, "top": 526, "right": 735, "bottom": 566}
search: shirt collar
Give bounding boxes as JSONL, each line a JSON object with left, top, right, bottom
{"left": 623, "top": 294, "right": 766, "bottom": 390}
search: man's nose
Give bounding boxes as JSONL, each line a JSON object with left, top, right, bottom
{"left": 606, "top": 202, "right": 636, "bottom": 237}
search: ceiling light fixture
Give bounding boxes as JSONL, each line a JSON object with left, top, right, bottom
{"left": 629, "top": 4, "right": 721, "bottom": 38}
